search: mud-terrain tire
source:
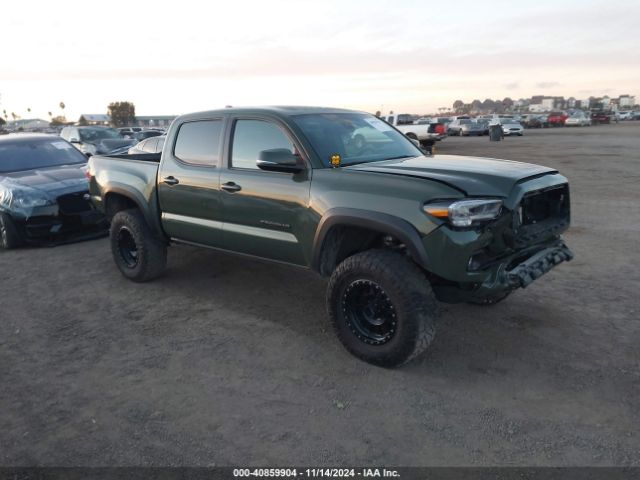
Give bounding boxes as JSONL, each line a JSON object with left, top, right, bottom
{"left": 327, "top": 249, "right": 437, "bottom": 367}
{"left": 469, "top": 290, "right": 512, "bottom": 306}
{"left": 110, "top": 209, "right": 166, "bottom": 282}
{"left": 0, "top": 212, "right": 23, "bottom": 249}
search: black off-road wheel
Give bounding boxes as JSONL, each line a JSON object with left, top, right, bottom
{"left": 109, "top": 209, "right": 167, "bottom": 282}
{"left": 327, "top": 249, "right": 437, "bottom": 367}
{"left": 0, "top": 212, "right": 23, "bottom": 249}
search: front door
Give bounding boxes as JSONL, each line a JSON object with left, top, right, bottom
{"left": 219, "top": 118, "right": 311, "bottom": 265}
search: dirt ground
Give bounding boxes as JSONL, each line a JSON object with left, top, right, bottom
{"left": 1, "top": 123, "right": 639, "bottom": 467}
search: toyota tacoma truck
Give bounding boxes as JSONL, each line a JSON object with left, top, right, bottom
{"left": 88, "top": 106, "right": 573, "bottom": 367}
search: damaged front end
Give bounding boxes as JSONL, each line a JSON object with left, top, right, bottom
{"left": 423, "top": 174, "right": 574, "bottom": 303}
{"left": 0, "top": 178, "right": 107, "bottom": 245}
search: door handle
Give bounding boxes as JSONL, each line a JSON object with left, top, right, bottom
{"left": 163, "top": 176, "right": 179, "bottom": 186}
{"left": 221, "top": 182, "right": 242, "bottom": 193}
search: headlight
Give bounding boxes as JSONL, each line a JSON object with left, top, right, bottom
{"left": 424, "top": 199, "right": 503, "bottom": 227}
{"left": 12, "top": 189, "right": 54, "bottom": 208}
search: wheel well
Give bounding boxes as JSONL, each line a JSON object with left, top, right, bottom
{"left": 405, "top": 132, "right": 418, "bottom": 139}
{"left": 104, "top": 193, "right": 138, "bottom": 219}
{"left": 318, "top": 225, "right": 411, "bottom": 277}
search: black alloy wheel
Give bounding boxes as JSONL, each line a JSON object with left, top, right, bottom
{"left": 342, "top": 279, "right": 397, "bottom": 346}
{"left": 117, "top": 226, "right": 139, "bottom": 268}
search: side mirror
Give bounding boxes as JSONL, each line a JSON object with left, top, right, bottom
{"left": 257, "top": 149, "right": 303, "bottom": 173}
{"left": 70, "top": 137, "right": 81, "bottom": 144}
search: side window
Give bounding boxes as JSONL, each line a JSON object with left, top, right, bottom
{"left": 231, "top": 120, "right": 294, "bottom": 170}
{"left": 173, "top": 120, "right": 222, "bottom": 166}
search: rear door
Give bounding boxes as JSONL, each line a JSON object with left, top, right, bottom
{"left": 157, "top": 117, "right": 225, "bottom": 247}
{"left": 218, "top": 117, "right": 311, "bottom": 265}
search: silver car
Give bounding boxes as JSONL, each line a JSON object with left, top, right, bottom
{"left": 497, "top": 120, "right": 524, "bottom": 136}
{"left": 448, "top": 119, "right": 484, "bottom": 136}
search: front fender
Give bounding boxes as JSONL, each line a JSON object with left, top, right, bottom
{"left": 310, "top": 207, "right": 429, "bottom": 273}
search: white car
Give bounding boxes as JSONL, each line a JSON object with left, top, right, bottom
{"left": 495, "top": 120, "right": 524, "bottom": 136}
{"left": 617, "top": 111, "right": 633, "bottom": 121}
{"left": 565, "top": 116, "right": 592, "bottom": 127}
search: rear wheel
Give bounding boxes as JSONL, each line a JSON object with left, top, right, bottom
{"left": 327, "top": 249, "right": 437, "bottom": 367}
{"left": 110, "top": 209, "right": 167, "bottom": 282}
{"left": 0, "top": 212, "right": 23, "bottom": 249}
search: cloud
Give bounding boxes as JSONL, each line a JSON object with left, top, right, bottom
{"left": 536, "top": 82, "right": 560, "bottom": 89}
{"left": 504, "top": 82, "right": 519, "bottom": 90}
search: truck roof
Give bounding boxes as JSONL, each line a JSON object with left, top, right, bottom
{"left": 177, "top": 105, "right": 365, "bottom": 121}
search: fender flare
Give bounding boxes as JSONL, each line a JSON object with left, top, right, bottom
{"left": 103, "top": 185, "right": 166, "bottom": 239}
{"left": 311, "top": 207, "right": 429, "bottom": 273}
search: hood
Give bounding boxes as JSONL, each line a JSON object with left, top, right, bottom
{"left": 346, "top": 155, "right": 557, "bottom": 197}
{"left": 91, "top": 138, "right": 135, "bottom": 154}
{"left": 1, "top": 163, "right": 89, "bottom": 197}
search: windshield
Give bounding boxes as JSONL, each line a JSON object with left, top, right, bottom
{"left": 0, "top": 137, "right": 87, "bottom": 173}
{"left": 291, "top": 113, "right": 422, "bottom": 167}
{"left": 78, "top": 127, "right": 122, "bottom": 142}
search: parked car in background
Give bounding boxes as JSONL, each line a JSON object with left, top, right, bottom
{"left": 133, "top": 130, "right": 164, "bottom": 142}
{"left": 118, "top": 127, "right": 142, "bottom": 138}
{"left": 0, "top": 134, "right": 107, "bottom": 248}
{"left": 521, "top": 114, "right": 548, "bottom": 128}
{"left": 590, "top": 111, "right": 611, "bottom": 125}
{"left": 547, "top": 112, "right": 568, "bottom": 127}
{"left": 435, "top": 117, "right": 452, "bottom": 128}
{"left": 475, "top": 118, "right": 491, "bottom": 135}
{"left": 447, "top": 119, "right": 484, "bottom": 136}
{"left": 128, "top": 136, "right": 166, "bottom": 155}
{"left": 565, "top": 114, "right": 592, "bottom": 127}
{"left": 381, "top": 113, "right": 443, "bottom": 147}
{"left": 617, "top": 111, "right": 633, "bottom": 121}
{"left": 60, "top": 126, "right": 136, "bottom": 157}
{"left": 497, "top": 118, "right": 524, "bottom": 136}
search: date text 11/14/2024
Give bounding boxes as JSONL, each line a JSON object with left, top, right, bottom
{"left": 233, "top": 468, "right": 400, "bottom": 478}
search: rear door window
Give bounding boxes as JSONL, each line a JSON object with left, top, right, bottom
{"left": 173, "top": 120, "right": 222, "bottom": 166}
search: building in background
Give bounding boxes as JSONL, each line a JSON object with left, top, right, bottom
{"left": 134, "top": 115, "right": 177, "bottom": 128}
{"left": 78, "top": 114, "right": 110, "bottom": 126}
{"left": 5, "top": 118, "right": 50, "bottom": 131}
{"left": 618, "top": 95, "right": 636, "bottom": 108}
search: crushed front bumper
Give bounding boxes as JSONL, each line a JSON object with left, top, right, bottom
{"left": 506, "top": 242, "right": 574, "bottom": 289}
{"left": 10, "top": 191, "right": 108, "bottom": 246}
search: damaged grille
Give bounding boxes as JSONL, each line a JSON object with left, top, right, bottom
{"left": 514, "top": 184, "right": 570, "bottom": 247}
{"left": 57, "top": 191, "right": 93, "bottom": 214}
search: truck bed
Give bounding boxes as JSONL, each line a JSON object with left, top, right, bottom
{"left": 101, "top": 153, "right": 161, "bottom": 162}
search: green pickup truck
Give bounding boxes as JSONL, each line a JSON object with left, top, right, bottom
{"left": 88, "top": 106, "right": 573, "bottom": 367}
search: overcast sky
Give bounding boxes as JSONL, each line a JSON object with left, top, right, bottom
{"left": 1, "top": 0, "right": 639, "bottom": 121}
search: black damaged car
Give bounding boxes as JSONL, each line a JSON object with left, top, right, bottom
{"left": 0, "top": 134, "right": 107, "bottom": 249}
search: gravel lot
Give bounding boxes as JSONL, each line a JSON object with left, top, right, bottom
{"left": 1, "top": 123, "right": 639, "bottom": 466}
